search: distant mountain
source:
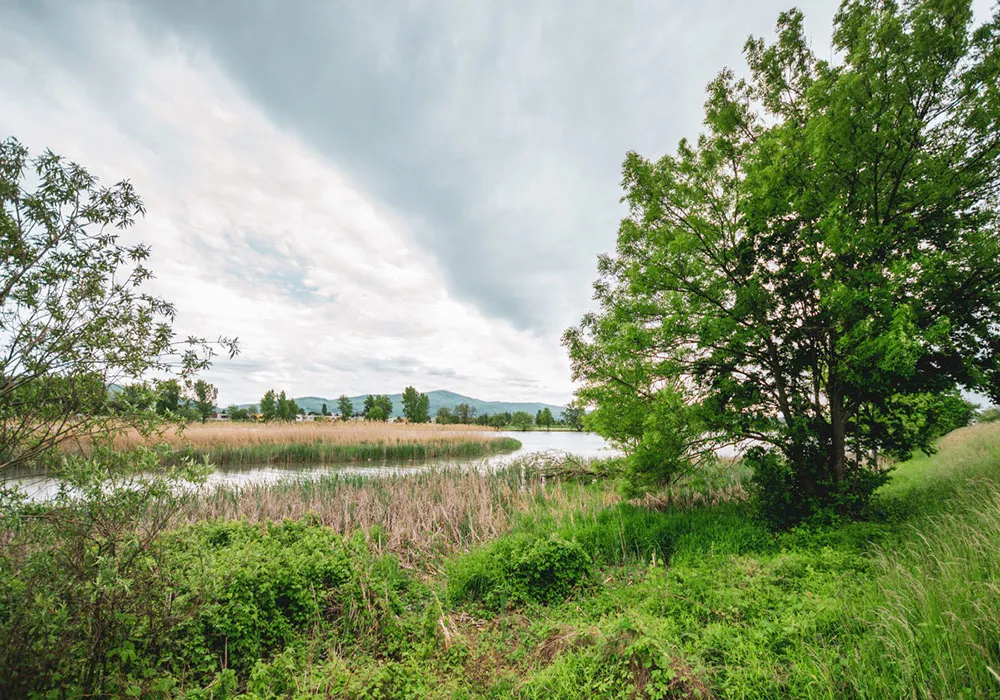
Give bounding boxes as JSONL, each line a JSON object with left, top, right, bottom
{"left": 240, "top": 390, "right": 566, "bottom": 420}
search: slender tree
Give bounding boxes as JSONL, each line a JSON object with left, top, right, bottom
{"left": 187, "top": 380, "right": 218, "bottom": 424}
{"left": 337, "top": 394, "right": 354, "bottom": 419}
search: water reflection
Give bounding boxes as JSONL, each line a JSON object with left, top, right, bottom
{"left": 2, "top": 430, "right": 620, "bottom": 502}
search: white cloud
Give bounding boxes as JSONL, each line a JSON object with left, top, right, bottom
{"left": 0, "top": 5, "right": 574, "bottom": 406}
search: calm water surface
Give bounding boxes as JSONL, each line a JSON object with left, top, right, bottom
{"left": 4, "top": 430, "right": 619, "bottom": 501}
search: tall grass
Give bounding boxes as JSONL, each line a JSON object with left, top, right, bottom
{"left": 96, "top": 421, "right": 519, "bottom": 466}
{"left": 838, "top": 483, "right": 1000, "bottom": 697}
{"left": 819, "top": 422, "right": 1000, "bottom": 698}
{"left": 182, "top": 461, "right": 621, "bottom": 569}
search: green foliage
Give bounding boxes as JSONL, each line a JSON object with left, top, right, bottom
{"left": 510, "top": 411, "right": 534, "bottom": 431}
{"left": 0, "top": 448, "right": 209, "bottom": 697}
{"left": 166, "top": 522, "right": 416, "bottom": 676}
{"left": 402, "top": 386, "right": 431, "bottom": 423}
{"left": 561, "top": 404, "right": 585, "bottom": 431}
{"left": 260, "top": 389, "right": 277, "bottom": 421}
{"left": 188, "top": 378, "right": 218, "bottom": 423}
{"left": 155, "top": 378, "right": 182, "bottom": 415}
{"left": 535, "top": 407, "right": 555, "bottom": 431}
{"left": 565, "top": 1, "right": 1000, "bottom": 524}
{"left": 364, "top": 394, "right": 393, "bottom": 421}
{"left": 454, "top": 402, "right": 476, "bottom": 423}
{"left": 448, "top": 534, "right": 592, "bottom": 610}
{"left": 337, "top": 393, "right": 354, "bottom": 419}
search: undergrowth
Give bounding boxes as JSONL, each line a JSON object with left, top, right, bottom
{"left": 2, "top": 423, "right": 999, "bottom": 698}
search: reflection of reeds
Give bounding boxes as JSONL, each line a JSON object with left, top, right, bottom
{"left": 102, "top": 422, "right": 518, "bottom": 465}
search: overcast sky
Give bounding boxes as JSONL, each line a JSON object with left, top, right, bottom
{"left": 5, "top": 0, "right": 987, "bottom": 407}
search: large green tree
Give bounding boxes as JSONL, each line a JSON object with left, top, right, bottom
{"left": 536, "top": 407, "right": 555, "bottom": 431}
{"left": 0, "top": 138, "right": 236, "bottom": 471}
{"left": 453, "top": 403, "right": 476, "bottom": 424}
{"left": 565, "top": 1, "right": 1000, "bottom": 521}
{"left": 401, "top": 386, "right": 431, "bottom": 423}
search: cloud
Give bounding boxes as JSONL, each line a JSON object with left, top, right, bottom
{"left": 6, "top": 0, "right": 993, "bottom": 406}
{"left": 0, "top": 0, "right": 573, "bottom": 405}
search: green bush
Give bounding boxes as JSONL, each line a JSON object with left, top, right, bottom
{"left": 447, "top": 534, "right": 591, "bottom": 610}
{"left": 166, "top": 521, "right": 418, "bottom": 676}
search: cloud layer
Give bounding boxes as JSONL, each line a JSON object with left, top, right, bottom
{"left": 12, "top": 0, "right": 987, "bottom": 406}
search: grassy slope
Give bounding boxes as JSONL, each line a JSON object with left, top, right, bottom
{"left": 239, "top": 422, "right": 1000, "bottom": 698}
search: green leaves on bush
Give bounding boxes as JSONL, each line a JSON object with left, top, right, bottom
{"left": 448, "top": 534, "right": 591, "bottom": 610}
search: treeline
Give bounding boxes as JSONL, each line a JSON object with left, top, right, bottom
{"left": 226, "top": 386, "right": 588, "bottom": 431}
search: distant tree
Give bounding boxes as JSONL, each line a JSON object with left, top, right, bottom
{"left": 225, "top": 404, "right": 247, "bottom": 421}
{"left": 154, "top": 379, "right": 182, "bottom": 416}
{"left": 401, "top": 386, "right": 431, "bottom": 423}
{"left": 489, "top": 413, "right": 508, "bottom": 429}
{"left": 111, "top": 383, "right": 156, "bottom": 414}
{"left": 337, "top": 394, "right": 354, "bottom": 419}
{"left": 475, "top": 413, "right": 492, "bottom": 427}
{"left": 363, "top": 394, "right": 392, "bottom": 421}
{"left": 454, "top": 403, "right": 476, "bottom": 424}
{"left": 260, "top": 390, "right": 277, "bottom": 422}
{"left": 375, "top": 394, "right": 393, "bottom": 420}
{"left": 321, "top": 402, "right": 328, "bottom": 416}
{"left": 187, "top": 379, "right": 218, "bottom": 423}
{"left": 536, "top": 407, "right": 555, "bottom": 431}
{"left": 979, "top": 407, "right": 1000, "bottom": 424}
{"left": 510, "top": 411, "right": 534, "bottom": 431}
{"left": 561, "top": 404, "right": 585, "bottom": 432}
{"left": 435, "top": 407, "right": 455, "bottom": 425}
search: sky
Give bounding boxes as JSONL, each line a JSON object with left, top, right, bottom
{"left": 1, "top": 0, "right": 990, "bottom": 407}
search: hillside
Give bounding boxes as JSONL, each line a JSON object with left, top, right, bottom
{"left": 242, "top": 389, "right": 566, "bottom": 419}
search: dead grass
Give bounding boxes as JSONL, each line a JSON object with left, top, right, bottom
{"left": 111, "top": 421, "right": 495, "bottom": 450}
{"left": 180, "top": 460, "right": 621, "bottom": 570}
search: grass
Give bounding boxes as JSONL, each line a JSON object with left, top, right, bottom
{"left": 104, "top": 421, "right": 521, "bottom": 465}
{"left": 7, "top": 422, "right": 1000, "bottom": 697}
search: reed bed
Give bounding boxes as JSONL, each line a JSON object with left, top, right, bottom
{"left": 102, "top": 421, "right": 519, "bottom": 466}
{"left": 181, "top": 459, "right": 622, "bottom": 570}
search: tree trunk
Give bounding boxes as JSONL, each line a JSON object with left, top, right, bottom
{"left": 829, "top": 385, "right": 846, "bottom": 483}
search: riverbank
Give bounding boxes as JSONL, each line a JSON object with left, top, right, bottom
{"left": 3, "top": 423, "right": 999, "bottom": 697}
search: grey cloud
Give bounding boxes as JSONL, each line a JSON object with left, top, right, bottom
{"left": 73, "top": 0, "right": 843, "bottom": 333}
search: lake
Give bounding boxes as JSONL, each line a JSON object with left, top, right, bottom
{"left": 2, "top": 430, "right": 619, "bottom": 501}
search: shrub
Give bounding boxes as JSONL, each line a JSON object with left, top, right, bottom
{"left": 448, "top": 534, "right": 591, "bottom": 610}
{"left": 0, "top": 448, "right": 209, "bottom": 699}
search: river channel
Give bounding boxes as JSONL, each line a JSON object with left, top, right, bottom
{"left": 3, "top": 430, "right": 619, "bottom": 502}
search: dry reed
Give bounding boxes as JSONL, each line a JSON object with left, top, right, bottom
{"left": 180, "top": 460, "right": 622, "bottom": 570}
{"left": 111, "top": 421, "right": 496, "bottom": 450}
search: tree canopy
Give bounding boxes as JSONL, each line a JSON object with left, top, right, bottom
{"left": 401, "top": 386, "right": 431, "bottom": 423}
{"left": 0, "top": 138, "right": 236, "bottom": 470}
{"left": 565, "top": 0, "right": 1000, "bottom": 522}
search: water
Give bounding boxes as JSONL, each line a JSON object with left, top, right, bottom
{"left": 2, "top": 430, "right": 619, "bottom": 501}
